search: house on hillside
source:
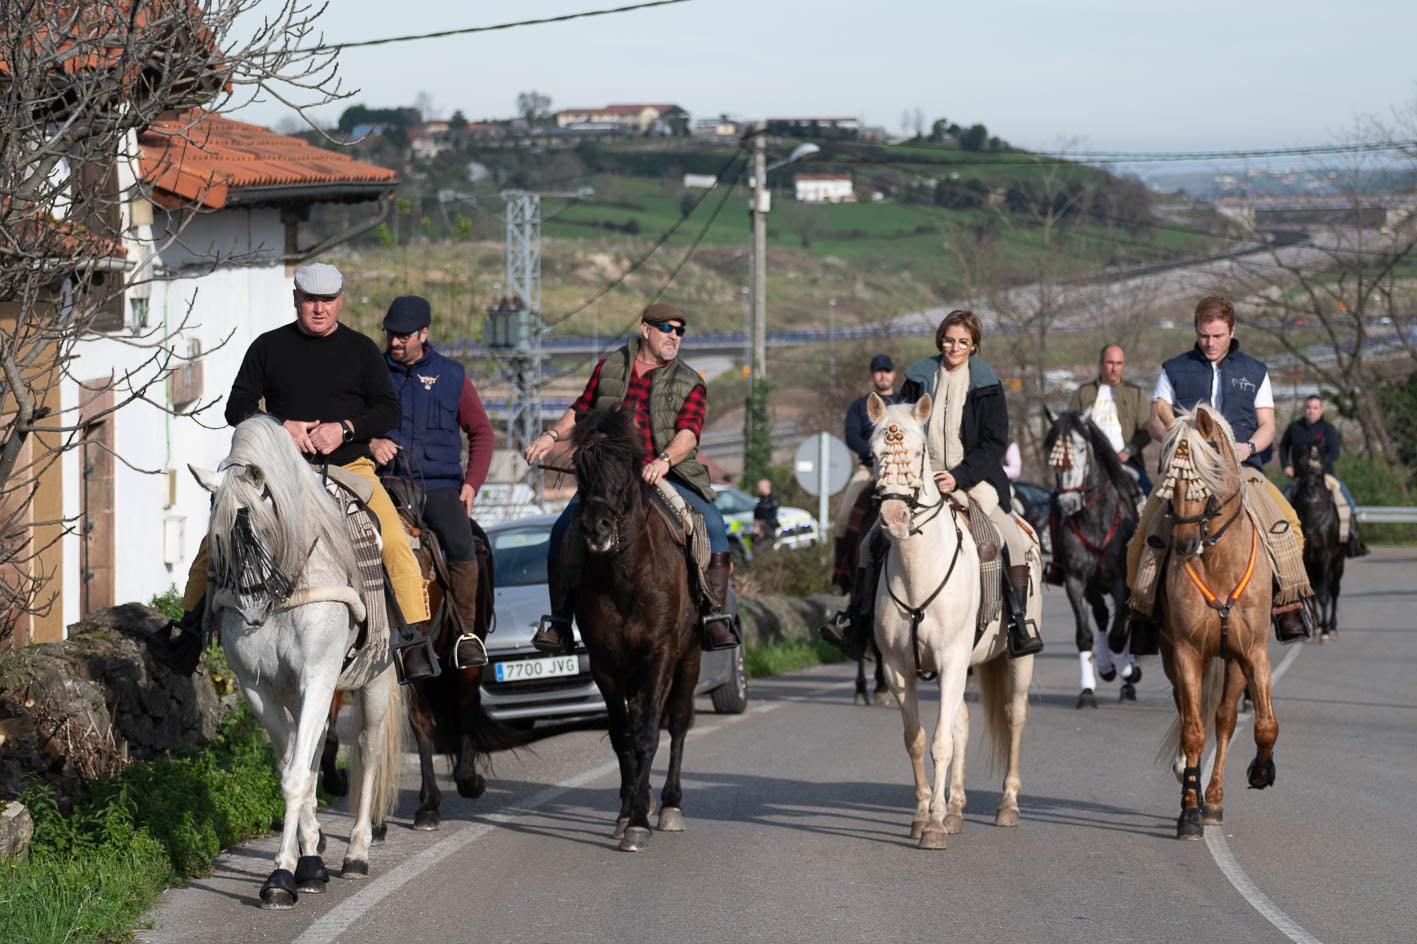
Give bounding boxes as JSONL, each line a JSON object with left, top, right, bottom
{"left": 767, "top": 117, "right": 861, "bottom": 139}
{"left": 553, "top": 104, "right": 690, "bottom": 136}
{"left": 5, "top": 111, "right": 395, "bottom": 645}
{"left": 794, "top": 173, "right": 855, "bottom": 204}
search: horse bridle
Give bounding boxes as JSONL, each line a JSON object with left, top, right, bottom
{"left": 578, "top": 494, "right": 629, "bottom": 554}
{"left": 874, "top": 424, "right": 948, "bottom": 534}
{"left": 1167, "top": 488, "right": 1242, "bottom": 549}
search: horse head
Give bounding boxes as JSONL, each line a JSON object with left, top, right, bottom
{"left": 570, "top": 408, "right": 643, "bottom": 555}
{"left": 1158, "top": 405, "right": 1243, "bottom": 560}
{"left": 1045, "top": 409, "right": 1094, "bottom": 517}
{"left": 868, "top": 392, "right": 935, "bottom": 540}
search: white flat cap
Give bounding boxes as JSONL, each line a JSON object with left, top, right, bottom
{"left": 293, "top": 262, "right": 344, "bottom": 296}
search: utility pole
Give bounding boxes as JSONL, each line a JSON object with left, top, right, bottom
{"left": 744, "top": 120, "right": 770, "bottom": 483}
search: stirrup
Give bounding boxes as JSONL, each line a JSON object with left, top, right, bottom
{"left": 700, "top": 610, "right": 740, "bottom": 651}
{"left": 395, "top": 634, "right": 441, "bottom": 684}
{"left": 452, "top": 633, "right": 488, "bottom": 670}
{"left": 1007, "top": 617, "right": 1044, "bottom": 658}
{"left": 532, "top": 615, "right": 572, "bottom": 654}
{"left": 819, "top": 610, "right": 869, "bottom": 661}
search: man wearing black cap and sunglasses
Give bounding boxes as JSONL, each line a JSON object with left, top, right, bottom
{"left": 524, "top": 302, "right": 737, "bottom": 653}
{"left": 369, "top": 295, "right": 496, "bottom": 668}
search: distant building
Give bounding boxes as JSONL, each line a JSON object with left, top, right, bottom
{"left": 553, "top": 104, "right": 689, "bottom": 136}
{"left": 767, "top": 117, "right": 860, "bottom": 139}
{"left": 683, "top": 173, "right": 718, "bottom": 189}
{"left": 692, "top": 116, "right": 743, "bottom": 139}
{"left": 794, "top": 173, "right": 854, "bottom": 204}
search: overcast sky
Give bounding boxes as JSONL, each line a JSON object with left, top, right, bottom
{"left": 237, "top": 0, "right": 1417, "bottom": 155}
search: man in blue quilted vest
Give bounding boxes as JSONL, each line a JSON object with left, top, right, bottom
{"left": 1125, "top": 295, "right": 1313, "bottom": 650}
{"left": 370, "top": 295, "right": 496, "bottom": 669}
{"left": 523, "top": 302, "right": 736, "bottom": 653}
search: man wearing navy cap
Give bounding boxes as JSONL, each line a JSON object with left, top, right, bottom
{"left": 829, "top": 353, "right": 897, "bottom": 595}
{"left": 370, "top": 296, "right": 496, "bottom": 668}
{"left": 154, "top": 264, "right": 440, "bottom": 682}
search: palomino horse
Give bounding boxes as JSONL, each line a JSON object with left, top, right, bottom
{"left": 1043, "top": 408, "right": 1143, "bottom": 707}
{"left": 570, "top": 408, "right": 710, "bottom": 852}
{"left": 867, "top": 393, "right": 1037, "bottom": 849}
{"left": 319, "top": 492, "right": 519, "bottom": 831}
{"left": 1290, "top": 443, "right": 1343, "bottom": 641}
{"left": 193, "top": 416, "right": 404, "bottom": 908}
{"left": 1154, "top": 405, "right": 1277, "bottom": 840}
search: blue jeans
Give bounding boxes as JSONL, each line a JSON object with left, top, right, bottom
{"left": 549, "top": 480, "right": 729, "bottom": 563}
{"left": 1283, "top": 477, "right": 1357, "bottom": 516}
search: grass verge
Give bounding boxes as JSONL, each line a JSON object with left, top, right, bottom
{"left": 744, "top": 636, "right": 846, "bottom": 679}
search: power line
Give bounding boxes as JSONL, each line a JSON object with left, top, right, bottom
{"left": 318, "top": 0, "right": 692, "bottom": 51}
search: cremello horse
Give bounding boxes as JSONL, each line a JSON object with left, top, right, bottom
{"left": 193, "top": 416, "right": 405, "bottom": 908}
{"left": 867, "top": 393, "right": 1037, "bottom": 849}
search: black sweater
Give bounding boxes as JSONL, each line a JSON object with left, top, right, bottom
{"left": 225, "top": 322, "right": 401, "bottom": 466}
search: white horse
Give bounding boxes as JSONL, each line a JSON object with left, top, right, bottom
{"left": 867, "top": 393, "right": 1037, "bottom": 849}
{"left": 192, "top": 416, "right": 405, "bottom": 909}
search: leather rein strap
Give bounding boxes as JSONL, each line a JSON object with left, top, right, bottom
{"left": 1182, "top": 528, "right": 1259, "bottom": 657}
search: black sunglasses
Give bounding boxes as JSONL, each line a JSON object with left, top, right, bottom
{"left": 648, "top": 320, "right": 686, "bottom": 337}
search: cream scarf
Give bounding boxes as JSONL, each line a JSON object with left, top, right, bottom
{"left": 926, "top": 360, "right": 997, "bottom": 511}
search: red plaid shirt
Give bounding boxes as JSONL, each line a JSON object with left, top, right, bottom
{"left": 573, "top": 358, "right": 707, "bottom": 463}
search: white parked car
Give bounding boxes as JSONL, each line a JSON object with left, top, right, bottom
{"left": 479, "top": 513, "right": 748, "bottom": 724}
{"left": 712, "top": 485, "right": 820, "bottom": 554}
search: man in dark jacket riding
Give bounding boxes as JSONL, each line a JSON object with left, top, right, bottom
{"left": 370, "top": 295, "right": 497, "bottom": 668}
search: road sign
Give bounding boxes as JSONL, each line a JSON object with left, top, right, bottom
{"left": 794, "top": 433, "right": 854, "bottom": 535}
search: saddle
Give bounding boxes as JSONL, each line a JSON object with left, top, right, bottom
{"left": 959, "top": 497, "right": 1004, "bottom": 632}
{"left": 646, "top": 481, "right": 717, "bottom": 609}
{"left": 317, "top": 471, "right": 388, "bottom": 671}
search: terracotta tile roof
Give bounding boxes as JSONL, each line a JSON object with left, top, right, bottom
{"left": 139, "top": 111, "right": 396, "bottom": 210}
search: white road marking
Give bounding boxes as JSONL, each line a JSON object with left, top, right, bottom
{"left": 292, "top": 683, "right": 827, "bottom": 944}
{"left": 1202, "top": 643, "right": 1321, "bottom": 944}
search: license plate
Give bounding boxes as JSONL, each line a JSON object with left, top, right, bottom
{"left": 494, "top": 654, "right": 579, "bottom": 683}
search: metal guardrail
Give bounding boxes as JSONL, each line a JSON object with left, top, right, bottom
{"left": 1355, "top": 506, "right": 1417, "bottom": 524}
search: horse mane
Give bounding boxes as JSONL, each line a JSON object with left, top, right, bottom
{"left": 1045, "top": 410, "right": 1134, "bottom": 493}
{"left": 209, "top": 415, "right": 358, "bottom": 588}
{"left": 571, "top": 408, "right": 644, "bottom": 493}
{"left": 1155, "top": 405, "right": 1238, "bottom": 500}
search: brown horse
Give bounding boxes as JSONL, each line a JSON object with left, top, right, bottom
{"left": 320, "top": 491, "right": 521, "bottom": 832}
{"left": 1153, "top": 405, "right": 1277, "bottom": 840}
{"left": 570, "top": 408, "right": 707, "bottom": 852}
{"left": 834, "top": 486, "right": 891, "bottom": 706}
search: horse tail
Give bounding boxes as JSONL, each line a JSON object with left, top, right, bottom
{"left": 359, "top": 671, "right": 407, "bottom": 829}
{"left": 975, "top": 655, "right": 1012, "bottom": 776}
{"left": 1155, "top": 656, "right": 1226, "bottom": 767}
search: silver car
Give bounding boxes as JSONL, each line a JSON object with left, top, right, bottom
{"left": 480, "top": 513, "right": 749, "bottom": 725}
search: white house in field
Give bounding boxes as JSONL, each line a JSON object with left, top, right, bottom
{"left": 30, "top": 111, "right": 395, "bottom": 642}
{"left": 793, "top": 173, "right": 855, "bottom": 204}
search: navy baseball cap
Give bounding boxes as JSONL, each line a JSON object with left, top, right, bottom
{"left": 870, "top": 354, "right": 894, "bottom": 371}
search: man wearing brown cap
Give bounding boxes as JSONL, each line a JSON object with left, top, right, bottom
{"left": 153, "top": 264, "right": 440, "bottom": 682}
{"left": 523, "top": 302, "right": 736, "bottom": 652}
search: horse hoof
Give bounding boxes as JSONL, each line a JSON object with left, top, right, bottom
{"left": 994, "top": 808, "right": 1020, "bottom": 828}
{"left": 618, "top": 826, "right": 652, "bottom": 852}
{"left": 1247, "top": 757, "right": 1276, "bottom": 790}
{"left": 340, "top": 859, "right": 369, "bottom": 879}
{"left": 456, "top": 774, "right": 487, "bottom": 799}
{"left": 413, "top": 809, "right": 440, "bottom": 831}
{"left": 1077, "top": 689, "right": 1097, "bottom": 709}
{"left": 853, "top": 692, "right": 869, "bottom": 706}
{"left": 1120, "top": 682, "right": 1137, "bottom": 702}
{"left": 612, "top": 816, "right": 630, "bottom": 841}
{"left": 943, "top": 813, "right": 965, "bottom": 834}
{"left": 372, "top": 822, "right": 387, "bottom": 844}
{"left": 1097, "top": 666, "right": 1117, "bottom": 683}
{"left": 294, "top": 855, "right": 328, "bottom": 893}
{"left": 658, "top": 807, "right": 685, "bottom": 832}
{"left": 1122, "top": 664, "right": 1142, "bottom": 684}
{"left": 909, "top": 817, "right": 927, "bottom": 840}
{"left": 918, "top": 827, "right": 948, "bottom": 850}
{"left": 1176, "top": 809, "right": 1204, "bottom": 840}
{"left": 260, "top": 869, "right": 298, "bottom": 909}
{"left": 1202, "top": 806, "right": 1224, "bottom": 826}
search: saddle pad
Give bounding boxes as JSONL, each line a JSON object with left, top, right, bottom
{"left": 648, "top": 483, "right": 716, "bottom": 608}
{"left": 325, "top": 480, "right": 389, "bottom": 675}
{"left": 963, "top": 499, "right": 1003, "bottom": 631}
{"left": 1240, "top": 469, "right": 1310, "bottom": 606}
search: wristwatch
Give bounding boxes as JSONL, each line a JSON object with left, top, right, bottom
{"left": 657, "top": 452, "right": 670, "bottom": 464}
{"left": 341, "top": 421, "right": 355, "bottom": 444}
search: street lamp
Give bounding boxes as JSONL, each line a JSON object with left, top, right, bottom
{"left": 744, "top": 121, "right": 819, "bottom": 480}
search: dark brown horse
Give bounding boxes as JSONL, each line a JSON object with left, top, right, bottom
{"left": 570, "top": 408, "right": 705, "bottom": 852}
{"left": 1291, "top": 443, "right": 1343, "bottom": 640}
{"left": 834, "top": 486, "right": 891, "bottom": 706}
{"left": 1154, "top": 405, "right": 1277, "bottom": 840}
{"left": 320, "top": 492, "right": 521, "bottom": 831}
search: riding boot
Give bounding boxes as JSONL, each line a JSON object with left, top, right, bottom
{"left": 1272, "top": 601, "right": 1312, "bottom": 644}
{"left": 819, "top": 531, "right": 885, "bottom": 661}
{"left": 1117, "top": 610, "right": 1161, "bottom": 656}
{"left": 1345, "top": 525, "right": 1370, "bottom": 559}
{"left": 446, "top": 559, "right": 488, "bottom": 668}
{"left": 1002, "top": 562, "right": 1044, "bottom": 658}
{"left": 393, "top": 621, "right": 439, "bottom": 683}
{"left": 532, "top": 556, "right": 578, "bottom": 653}
{"left": 1042, "top": 511, "right": 1065, "bottom": 586}
{"left": 148, "top": 593, "right": 207, "bottom": 675}
{"left": 700, "top": 551, "right": 740, "bottom": 651}
{"left": 829, "top": 537, "right": 853, "bottom": 596}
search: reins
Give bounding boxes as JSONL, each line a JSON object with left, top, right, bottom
{"left": 883, "top": 506, "right": 965, "bottom": 682}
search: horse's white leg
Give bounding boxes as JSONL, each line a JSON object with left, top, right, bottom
{"left": 944, "top": 697, "right": 969, "bottom": 834}
{"left": 344, "top": 670, "right": 394, "bottom": 875}
{"left": 892, "top": 672, "right": 930, "bottom": 841}
{"left": 997, "top": 653, "right": 1035, "bottom": 828}
{"left": 920, "top": 663, "right": 968, "bottom": 849}
{"left": 235, "top": 682, "right": 305, "bottom": 875}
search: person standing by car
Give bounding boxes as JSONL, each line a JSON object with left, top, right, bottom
{"left": 1279, "top": 395, "right": 1367, "bottom": 557}
{"left": 523, "top": 302, "right": 736, "bottom": 653}
{"left": 369, "top": 295, "right": 497, "bottom": 668}
{"left": 830, "top": 353, "right": 897, "bottom": 594}
{"left": 1044, "top": 343, "right": 1151, "bottom": 585}
{"left": 752, "top": 478, "right": 781, "bottom": 547}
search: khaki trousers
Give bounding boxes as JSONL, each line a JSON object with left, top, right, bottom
{"left": 181, "top": 456, "right": 430, "bottom": 623}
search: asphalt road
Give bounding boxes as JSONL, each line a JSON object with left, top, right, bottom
{"left": 140, "top": 548, "right": 1417, "bottom": 944}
